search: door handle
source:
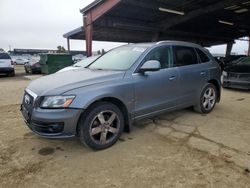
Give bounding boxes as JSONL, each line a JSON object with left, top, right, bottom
{"left": 169, "top": 76, "right": 176, "bottom": 81}
{"left": 200, "top": 71, "right": 205, "bottom": 75}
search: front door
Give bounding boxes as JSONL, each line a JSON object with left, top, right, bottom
{"left": 132, "top": 45, "right": 179, "bottom": 119}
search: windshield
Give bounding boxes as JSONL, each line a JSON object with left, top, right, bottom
{"left": 89, "top": 46, "right": 146, "bottom": 71}
{"left": 73, "top": 56, "right": 99, "bottom": 67}
{"left": 0, "top": 53, "right": 11, "bottom": 59}
{"left": 239, "top": 57, "right": 250, "bottom": 64}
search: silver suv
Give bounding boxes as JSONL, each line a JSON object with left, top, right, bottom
{"left": 0, "top": 53, "right": 15, "bottom": 76}
{"left": 21, "top": 41, "right": 221, "bottom": 150}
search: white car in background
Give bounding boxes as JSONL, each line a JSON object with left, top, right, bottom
{"left": 14, "top": 58, "right": 29, "bottom": 65}
{"left": 72, "top": 54, "right": 86, "bottom": 63}
{"left": 0, "top": 53, "right": 15, "bottom": 76}
{"left": 57, "top": 55, "right": 100, "bottom": 73}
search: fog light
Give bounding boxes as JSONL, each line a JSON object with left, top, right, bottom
{"left": 222, "top": 71, "right": 228, "bottom": 77}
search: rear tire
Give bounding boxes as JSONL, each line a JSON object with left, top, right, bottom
{"left": 25, "top": 67, "right": 29, "bottom": 73}
{"left": 78, "top": 102, "right": 124, "bottom": 150}
{"left": 194, "top": 83, "right": 217, "bottom": 114}
{"left": 8, "top": 70, "right": 15, "bottom": 77}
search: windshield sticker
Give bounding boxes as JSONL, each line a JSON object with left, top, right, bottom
{"left": 132, "top": 47, "right": 146, "bottom": 52}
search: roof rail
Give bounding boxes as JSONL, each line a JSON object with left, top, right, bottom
{"left": 156, "top": 41, "right": 168, "bottom": 44}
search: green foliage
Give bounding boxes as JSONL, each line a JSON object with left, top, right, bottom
{"left": 57, "top": 46, "right": 67, "bottom": 53}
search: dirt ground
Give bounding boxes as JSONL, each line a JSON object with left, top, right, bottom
{"left": 0, "top": 65, "right": 250, "bottom": 188}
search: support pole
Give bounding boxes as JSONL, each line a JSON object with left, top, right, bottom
{"left": 81, "top": 0, "right": 121, "bottom": 57}
{"left": 225, "top": 42, "right": 233, "bottom": 57}
{"left": 84, "top": 14, "right": 93, "bottom": 57}
{"left": 85, "top": 24, "right": 93, "bottom": 57}
{"left": 67, "top": 38, "right": 70, "bottom": 53}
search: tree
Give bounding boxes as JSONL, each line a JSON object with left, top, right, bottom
{"left": 57, "top": 46, "right": 67, "bottom": 53}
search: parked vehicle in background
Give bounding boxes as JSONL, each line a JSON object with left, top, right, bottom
{"left": 72, "top": 54, "right": 86, "bottom": 63}
{"left": 21, "top": 41, "right": 221, "bottom": 150}
{"left": 232, "top": 56, "right": 250, "bottom": 65}
{"left": 24, "top": 56, "right": 41, "bottom": 74}
{"left": 57, "top": 55, "right": 100, "bottom": 73}
{"left": 222, "top": 55, "right": 246, "bottom": 66}
{"left": 14, "top": 58, "right": 29, "bottom": 65}
{"left": 0, "top": 52, "right": 15, "bottom": 76}
{"left": 222, "top": 56, "right": 250, "bottom": 90}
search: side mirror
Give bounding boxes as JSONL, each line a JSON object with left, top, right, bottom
{"left": 139, "top": 60, "right": 161, "bottom": 73}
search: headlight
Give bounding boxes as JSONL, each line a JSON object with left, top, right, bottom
{"left": 222, "top": 71, "right": 228, "bottom": 77}
{"left": 40, "top": 96, "right": 75, "bottom": 108}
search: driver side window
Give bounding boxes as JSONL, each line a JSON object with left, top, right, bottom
{"left": 144, "top": 46, "right": 171, "bottom": 69}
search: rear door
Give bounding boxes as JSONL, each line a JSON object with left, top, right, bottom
{"left": 0, "top": 53, "right": 12, "bottom": 68}
{"left": 133, "top": 45, "right": 179, "bottom": 118}
{"left": 173, "top": 46, "right": 209, "bottom": 107}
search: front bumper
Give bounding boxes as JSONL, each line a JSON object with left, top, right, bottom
{"left": 223, "top": 77, "right": 250, "bottom": 90}
{"left": 21, "top": 105, "right": 83, "bottom": 138}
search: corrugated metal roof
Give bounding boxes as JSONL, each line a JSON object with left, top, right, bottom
{"left": 63, "top": 27, "right": 83, "bottom": 38}
{"left": 64, "top": 0, "right": 250, "bottom": 46}
{"left": 80, "top": 0, "right": 103, "bottom": 14}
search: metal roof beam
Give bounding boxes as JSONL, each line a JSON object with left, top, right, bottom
{"left": 159, "top": 0, "right": 246, "bottom": 30}
{"left": 84, "top": 0, "right": 121, "bottom": 25}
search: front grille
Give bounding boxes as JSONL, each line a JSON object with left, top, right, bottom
{"left": 228, "top": 72, "right": 250, "bottom": 81}
{"left": 228, "top": 72, "right": 239, "bottom": 79}
{"left": 22, "top": 91, "right": 34, "bottom": 121}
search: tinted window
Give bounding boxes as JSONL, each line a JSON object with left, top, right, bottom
{"left": 0, "top": 53, "right": 11, "bottom": 59}
{"left": 173, "top": 46, "right": 198, "bottom": 67}
{"left": 144, "top": 46, "right": 171, "bottom": 69}
{"left": 240, "top": 57, "right": 250, "bottom": 64}
{"left": 89, "top": 46, "right": 146, "bottom": 71}
{"left": 196, "top": 48, "right": 210, "bottom": 63}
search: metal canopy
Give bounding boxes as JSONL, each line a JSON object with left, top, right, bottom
{"left": 63, "top": 0, "right": 250, "bottom": 55}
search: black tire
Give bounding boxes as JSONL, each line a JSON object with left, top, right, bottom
{"left": 194, "top": 83, "right": 217, "bottom": 114}
{"left": 25, "top": 67, "right": 29, "bottom": 73}
{"left": 8, "top": 70, "right": 15, "bottom": 77}
{"left": 78, "top": 102, "right": 124, "bottom": 150}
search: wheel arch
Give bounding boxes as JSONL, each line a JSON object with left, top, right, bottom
{"left": 208, "top": 79, "right": 221, "bottom": 102}
{"left": 76, "top": 96, "right": 131, "bottom": 135}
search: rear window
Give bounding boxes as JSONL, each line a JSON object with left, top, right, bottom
{"left": 0, "top": 53, "right": 11, "bottom": 59}
{"left": 196, "top": 48, "right": 210, "bottom": 63}
{"left": 173, "top": 46, "right": 198, "bottom": 67}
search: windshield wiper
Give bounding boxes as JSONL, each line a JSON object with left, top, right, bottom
{"left": 90, "top": 68, "right": 104, "bottom": 70}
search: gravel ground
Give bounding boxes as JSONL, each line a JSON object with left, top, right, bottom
{"left": 0, "top": 66, "right": 250, "bottom": 188}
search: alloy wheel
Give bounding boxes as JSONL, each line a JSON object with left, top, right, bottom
{"left": 89, "top": 110, "right": 120, "bottom": 145}
{"left": 202, "top": 87, "right": 216, "bottom": 111}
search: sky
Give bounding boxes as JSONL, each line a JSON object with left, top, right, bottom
{"left": 0, "top": 0, "right": 249, "bottom": 55}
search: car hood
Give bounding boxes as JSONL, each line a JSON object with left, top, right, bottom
{"left": 27, "top": 68, "right": 125, "bottom": 96}
{"left": 57, "top": 66, "right": 78, "bottom": 73}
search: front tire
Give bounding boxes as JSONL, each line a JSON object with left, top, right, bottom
{"left": 25, "top": 67, "right": 29, "bottom": 73}
{"left": 78, "top": 102, "right": 124, "bottom": 150}
{"left": 194, "top": 83, "right": 217, "bottom": 114}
